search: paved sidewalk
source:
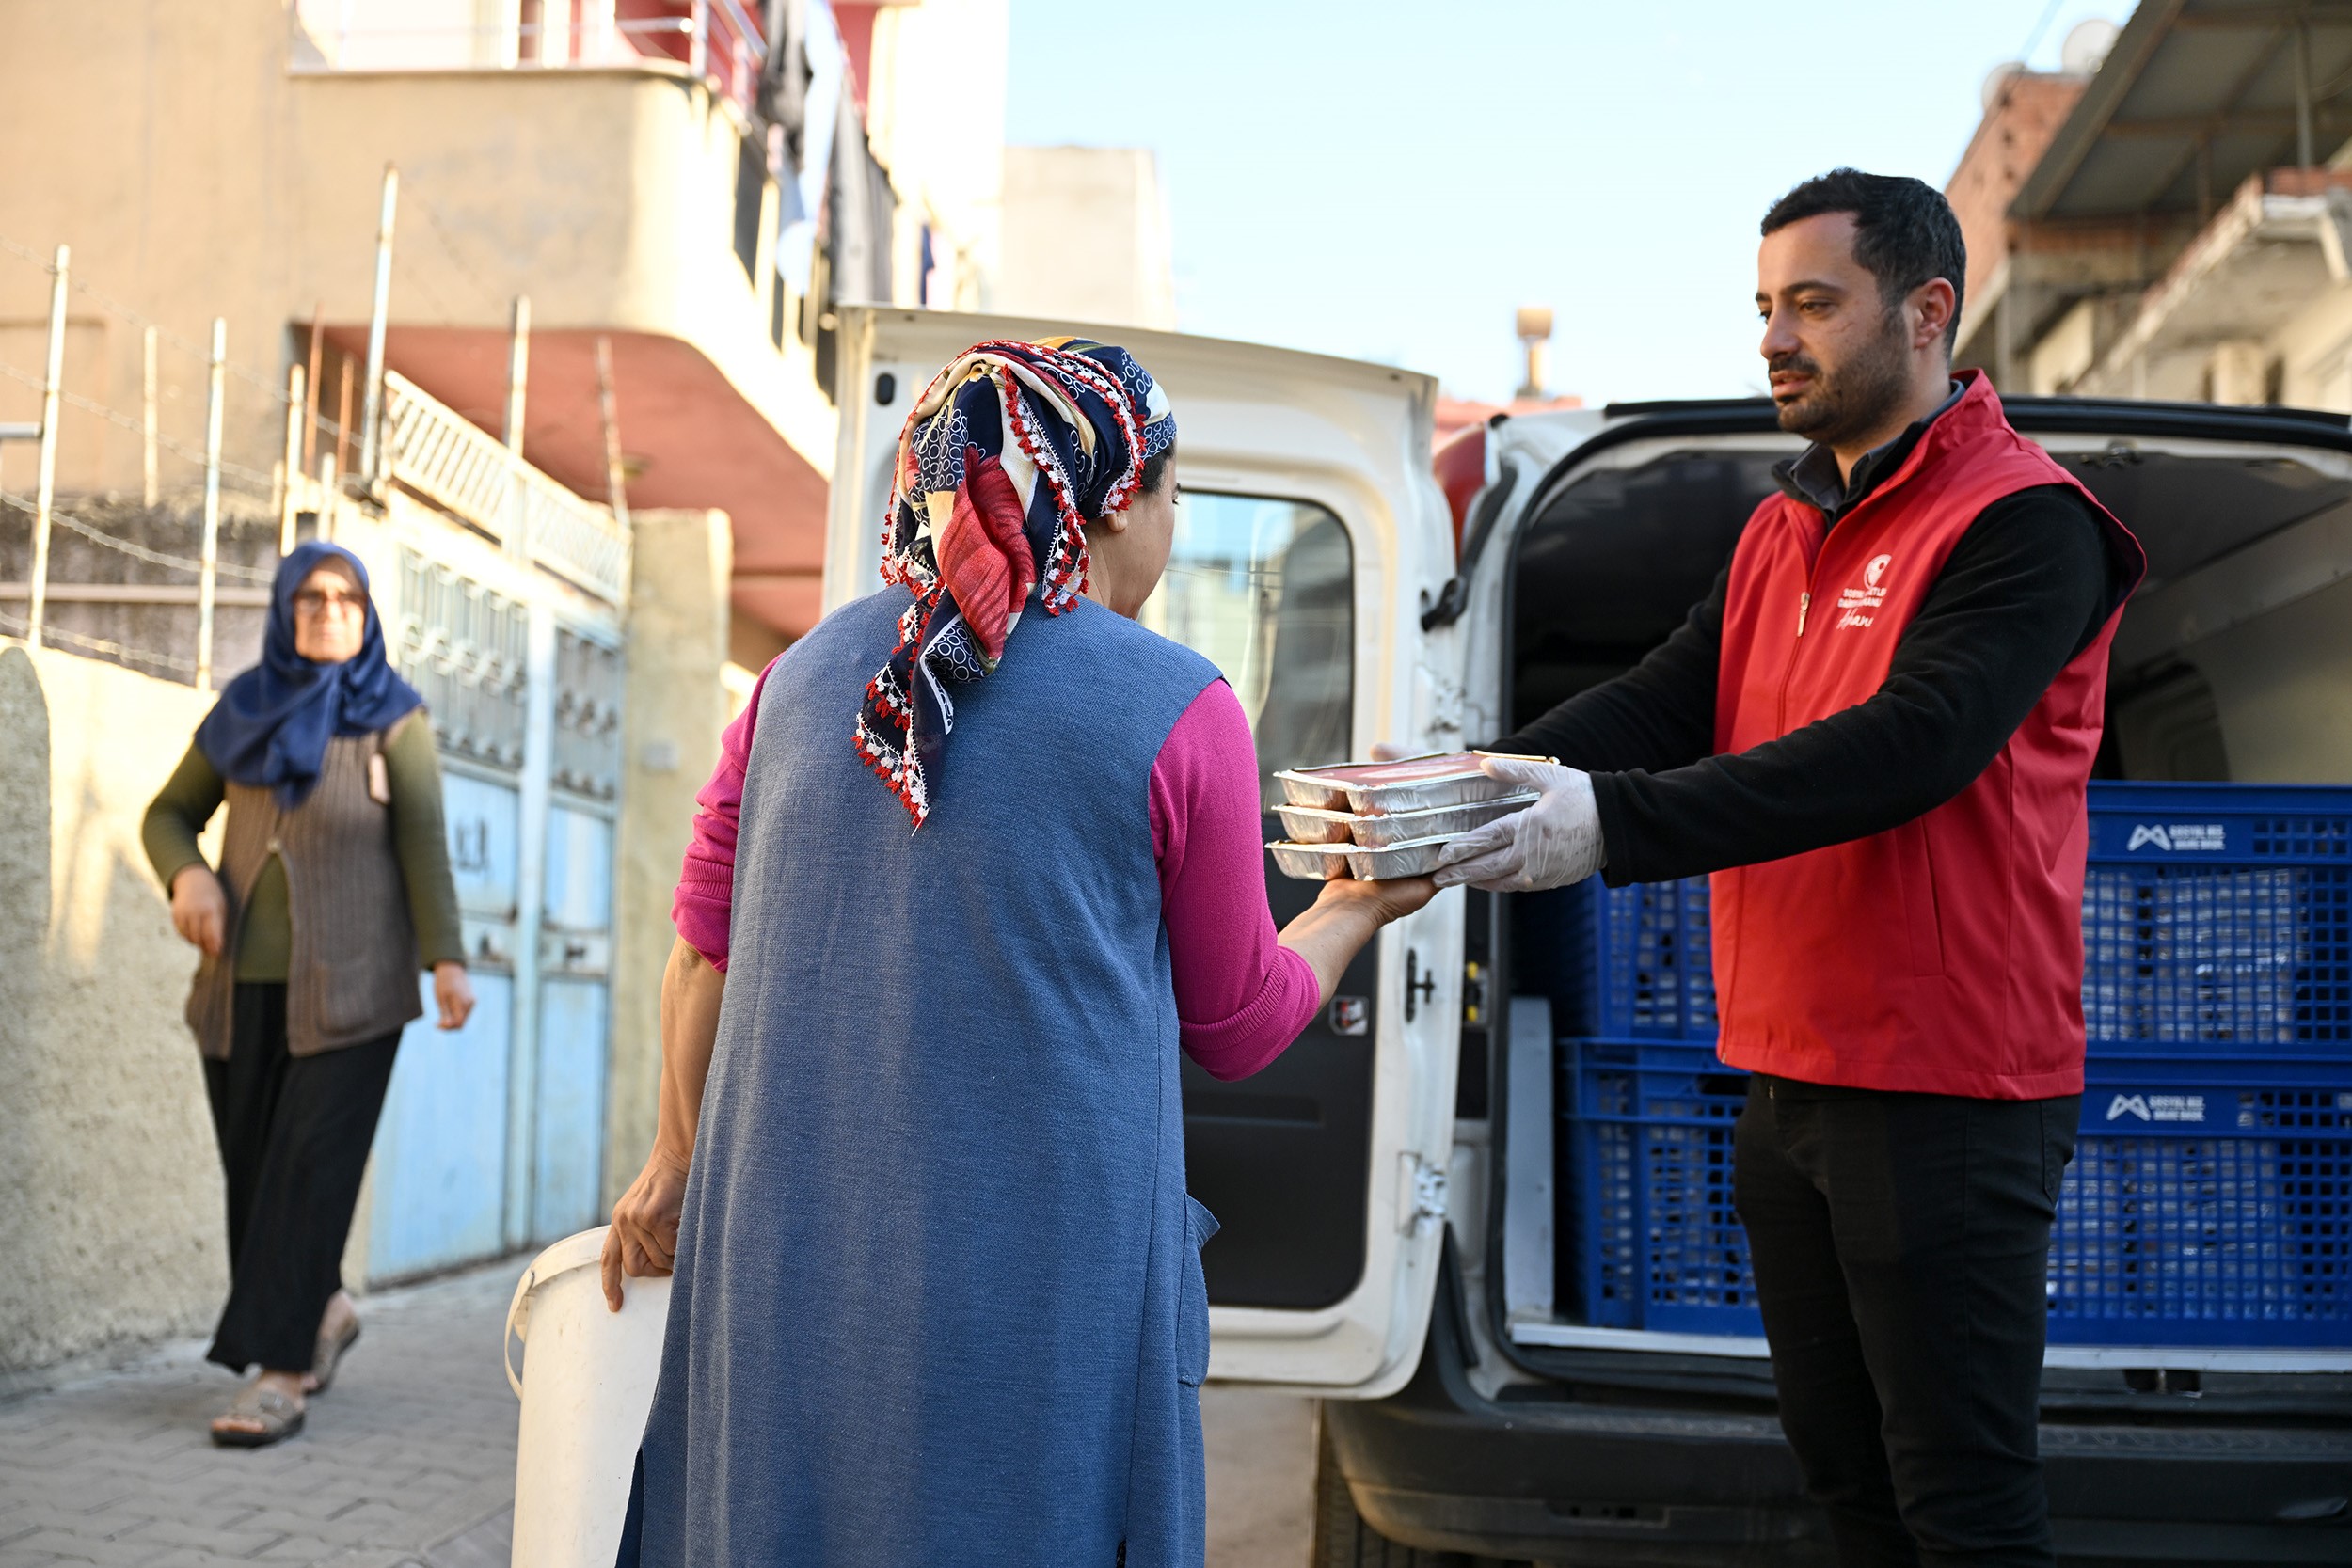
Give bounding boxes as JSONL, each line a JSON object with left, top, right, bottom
{"left": 0, "top": 1265, "right": 520, "bottom": 1568}
{"left": 0, "top": 1260, "right": 1316, "bottom": 1568}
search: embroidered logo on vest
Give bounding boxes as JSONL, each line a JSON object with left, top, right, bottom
{"left": 1835, "top": 553, "right": 1894, "bottom": 629}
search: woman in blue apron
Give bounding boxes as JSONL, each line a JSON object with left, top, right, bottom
{"left": 602, "top": 339, "right": 1429, "bottom": 1566}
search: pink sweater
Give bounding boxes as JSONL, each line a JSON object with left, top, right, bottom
{"left": 673, "top": 663, "right": 1321, "bottom": 1081}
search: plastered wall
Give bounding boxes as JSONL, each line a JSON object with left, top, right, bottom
{"left": 0, "top": 643, "right": 226, "bottom": 1372}
{"left": 603, "top": 509, "right": 733, "bottom": 1211}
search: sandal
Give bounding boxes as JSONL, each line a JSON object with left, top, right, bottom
{"left": 210, "top": 1382, "right": 306, "bottom": 1449}
{"left": 309, "top": 1317, "right": 360, "bottom": 1395}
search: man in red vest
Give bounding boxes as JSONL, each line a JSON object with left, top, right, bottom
{"left": 1436, "top": 170, "right": 2144, "bottom": 1566}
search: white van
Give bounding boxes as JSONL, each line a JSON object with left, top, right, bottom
{"left": 827, "top": 308, "right": 2352, "bottom": 1567}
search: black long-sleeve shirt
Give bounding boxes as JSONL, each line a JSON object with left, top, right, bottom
{"left": 1491, "top": 467, "right": 2122, "bottom": 887}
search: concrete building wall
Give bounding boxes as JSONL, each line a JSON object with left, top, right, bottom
{"left": 866, "top": 0, "right": 1009, "bottom": 311}
{"left": 0, "top": 0, "right": 837, "bottom": 498}
{"left": 604, "top": 508, "right": 733, "bottom": 1210}
{"left": 1945, "top": 70, "right": 2087, "bottom": 346}
{"left": 0, "top": 644, "right": 226, "bottom": 1373}
{"left": 2280, "top": 285, "right": 2352, "bottom": 410}
{"left": 995, "top": 148, "right": 1177, "bottom": 331}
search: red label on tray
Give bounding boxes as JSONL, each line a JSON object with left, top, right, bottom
{"left": 1301, "top": 752, "right": 1484, "bottom": 786}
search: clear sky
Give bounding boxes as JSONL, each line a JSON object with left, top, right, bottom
{"left": 1004, "top": 0, "right": 2125, "bottom": 405}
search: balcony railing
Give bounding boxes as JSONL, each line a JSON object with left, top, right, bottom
{"left": 381, "top": 371, "right": 630, "bottom": 605}
{"left": 292, "top": 1, "right": 769, "bottom": 121}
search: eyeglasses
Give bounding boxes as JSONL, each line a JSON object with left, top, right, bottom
{"left": 293, "top": 589, "right": 367, "bottom": 617}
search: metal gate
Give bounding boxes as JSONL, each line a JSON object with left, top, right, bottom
{"left": 366, "top": 546, "right": 622, "bottom": 1280}
{"left": 532, "top": 627, "right": 622, "bottom": 1241}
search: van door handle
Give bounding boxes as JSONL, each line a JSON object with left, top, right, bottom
{"left": 1405, "top": 948, "right": 1436, "bottom": 1022}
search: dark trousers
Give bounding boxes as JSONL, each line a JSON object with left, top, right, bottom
{"left": 202, "top": 982, "right": 400, "bottom": 1374}
{"left": 1733, "top": 1074, "right": 2079, "bottom": 1568}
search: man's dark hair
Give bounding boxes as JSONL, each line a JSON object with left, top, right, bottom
{"left": 1762, "top": 169, "right": 1966, "bottom": 351}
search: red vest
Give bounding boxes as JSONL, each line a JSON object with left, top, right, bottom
{"left": 1710, "top": 372, "right": 2143, "bottom": 1099}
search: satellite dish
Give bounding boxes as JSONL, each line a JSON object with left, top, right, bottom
{"left": 2061, "top": 18, "right": 2121, "bottom": 74}
{"left": 1981, "top": 60, "right": 2026, "bottom": 111}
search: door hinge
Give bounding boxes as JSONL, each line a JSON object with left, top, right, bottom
{"left": 1405, "top": 947, "right": 1437, "bottom": 1022}
{"left": 1399, "top": 1152, "right": 1449, "bottom": 1232}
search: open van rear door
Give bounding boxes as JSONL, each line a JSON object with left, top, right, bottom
{"left": 825, "top": 308, "right": 1466, "bottom": 1399}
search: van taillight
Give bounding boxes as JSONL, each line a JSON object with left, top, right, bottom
{"left": 1434, "top": 425, "right": 1486, "bottom": 561}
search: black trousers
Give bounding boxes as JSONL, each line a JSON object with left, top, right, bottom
{"left": 202, "top": 982, "right": 400, "bottom": 1374}
{"left": 1733, "top": 1074, "right": 2079, "bottom": 1568}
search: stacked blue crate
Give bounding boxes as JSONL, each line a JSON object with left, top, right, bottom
{"left": 1552, "top": 781, "right": 2352, "bottom": 1348}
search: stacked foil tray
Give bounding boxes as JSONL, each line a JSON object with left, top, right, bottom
{"left": 1266, "top": 752, "right": 1545, "bottom": 880}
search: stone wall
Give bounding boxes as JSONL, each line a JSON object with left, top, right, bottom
{"left": 0, "top": 642, "right": 226, "bottom": 1372}
{"left": 0, "top": 498, "right": 279, "bottom": 691}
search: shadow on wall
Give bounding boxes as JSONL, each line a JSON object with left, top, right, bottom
{"left": 0, "top": 643, "right": 229, "bottom": 1375}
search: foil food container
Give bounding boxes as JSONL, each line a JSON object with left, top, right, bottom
{"left": 1277, "top": 752, "right": 1482, "bottom": 809}
{"left": 1275, "top": 752, "right": 1552, "bottom": 816}
{"left": 1345, "top": 793, "right": 1536, "bottom": 849}
{"left": 1273, "top": 803, "right": 1359, "bottom": 845}
{"left": 1343, "top": 835, "right": 1461, "bottom": 879}
{"left": 1265, "top": 840, "right": 1355, "bottom": 880}
{"left": 1267, "top": 835, "right": 1465, "bottom": 881}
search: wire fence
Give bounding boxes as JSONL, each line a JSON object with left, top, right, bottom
{"left": 1, "top": 149, "right": 637, "bottom": 689}
{"left": 0, "top": 603, "right": 197, "bottom": 676}
{"left": 0, "top": 180, "right": 502, "bottom": 688}
{"left": 0, "top": 235, "right": 306, "bottom": 687}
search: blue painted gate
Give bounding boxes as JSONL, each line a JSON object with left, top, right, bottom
{"left": 365, "top": 552, "right": 623, "bottom": 1281}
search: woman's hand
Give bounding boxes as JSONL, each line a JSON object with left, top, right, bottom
{"left": 432, "top": 961, "right": 475, "bottom": 1030}
{"left": 601, "top": 1144, "right": 691, "bottom": 1311}
{"left": 1277, "top": 871, "right": 1443, "bottom": 1009}
{"left": 168, "top": 865, "right": 227, "bottom": 958}
{"left": 1313, "top": 870, "right": 1439, "bottom": 924}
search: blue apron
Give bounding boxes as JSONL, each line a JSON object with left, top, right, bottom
{"left": 622, "top": 588, "right": 1223, "bottom": 1566}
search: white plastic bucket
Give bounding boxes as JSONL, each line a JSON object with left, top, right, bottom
{"left": 505, "top": 1226, "right": 672, "bottom": 1568}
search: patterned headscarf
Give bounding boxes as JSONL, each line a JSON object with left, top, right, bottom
{"left": 854, "top": 337, "right": 1177, "bottom": 828}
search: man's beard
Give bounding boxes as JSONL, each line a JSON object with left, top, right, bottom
{"left": 1771, "top": 311, "right": 1912, "bottom": 447}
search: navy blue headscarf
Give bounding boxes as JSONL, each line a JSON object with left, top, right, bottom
{"left": 195, "top": 541, "right": 424, "bottom": 805}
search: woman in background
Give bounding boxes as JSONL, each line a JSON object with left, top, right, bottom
{"left": 144, "top": 541, "right": 472, "bottom": 1448}
{"left": 602, "top": 338, "right": 1430, "bottom": 1565}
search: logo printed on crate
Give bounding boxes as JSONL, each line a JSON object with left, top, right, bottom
{"left": 2123, "top": 822, "right": 2227, "bottom": 853}
{"left": 2105, "top": 1092, "right": 2207, "bottom": 1124}
{"left": 1834, "top": 554, "right": 1895, "bottom": 629}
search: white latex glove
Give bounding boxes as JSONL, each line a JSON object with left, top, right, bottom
{"left": 1433, "top": 758, "right": 1605, "bottom": 892}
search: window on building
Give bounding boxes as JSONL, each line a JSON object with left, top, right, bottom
{"left": 733, "top": 134, "right": 765, "bottom": 283}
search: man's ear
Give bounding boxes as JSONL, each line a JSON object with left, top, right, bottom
{"left": 1913, "top": 278, "right": 1957, "bottom": 352}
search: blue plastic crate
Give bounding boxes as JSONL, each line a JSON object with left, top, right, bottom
{"left": 2052, "top": 1064, "right": 2352, "bottom": 1346}
{"left": 2081, "top": 783, "right": 2352, "bottom": 1054}
{"left": 1558, "top": 1039, "right": 2352, "bottom": 1346}
{"left": 1539, "top": 878, "right": 1718, "bottom": 1040}
{"left": 1561, "top": 1040, "right": 1758, "bottom": 1335}
{"left": 1535, "top": 782, "right": 2352, "bottom": 1053}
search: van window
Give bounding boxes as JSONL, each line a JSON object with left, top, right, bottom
{"left": 1156, "top": 492, "right": 1368, "bottom": 1315}
{"left": 1512, "top": 450, "right": 1770, "bottom": 729}
{"left": 1138, "top": 492, "right": 1353, "bottom": 807}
